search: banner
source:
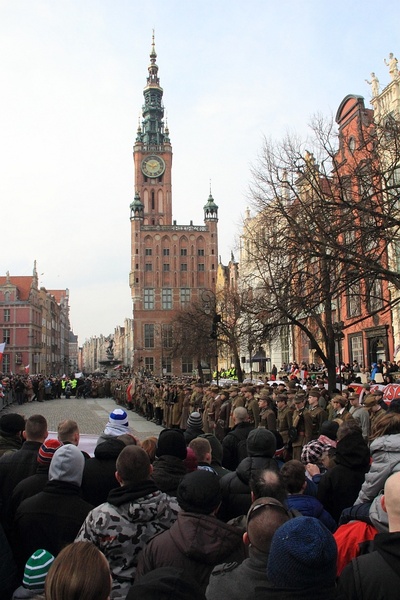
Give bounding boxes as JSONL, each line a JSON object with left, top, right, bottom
{"left": 0, "top": 342, "right": 5, "bottom": 361}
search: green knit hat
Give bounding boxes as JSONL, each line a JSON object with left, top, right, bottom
{"left": 23, "top": 549, "right": 55, "bottom": 591}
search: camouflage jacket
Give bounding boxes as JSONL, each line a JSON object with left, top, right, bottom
{"left": 75, "top": 480, "right": 179, "bottom": 600}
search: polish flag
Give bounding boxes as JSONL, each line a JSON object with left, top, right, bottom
{"left": 24, "top": 364, "right": 30, "bottom": 373}
{"left": 0, "top": 343, "right": 5, "bottom": 361}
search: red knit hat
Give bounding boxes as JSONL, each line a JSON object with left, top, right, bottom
{"left": 37, "top": 439, "right": 62, "bottom": 465}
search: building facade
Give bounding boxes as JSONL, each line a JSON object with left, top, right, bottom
{"left": 129, "top": 36, "right": 218, "bottom": 377}
{"left": 0, "top": 262, "right": 71, "bottom": 375}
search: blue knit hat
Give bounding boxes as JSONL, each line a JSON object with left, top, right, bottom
{"left": 109, "top": 409, "right": 129, "bottom": 427}
{"left": 267, "top": 517, "right": 337, "bottom": 589}
{"left": 23, "top": 549, "right": 55, "bottom": 591}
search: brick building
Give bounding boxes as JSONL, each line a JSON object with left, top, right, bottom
{"left": 129, "top": 36, "right": 219, "bottom": 377}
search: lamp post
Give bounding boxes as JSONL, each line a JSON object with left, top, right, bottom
{"left": 333, "top": 321, "right": 345, "bottom": 391}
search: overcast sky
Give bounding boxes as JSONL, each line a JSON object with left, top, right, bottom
{"left": 1, "top": 0, "right": 399, "bottom": 343}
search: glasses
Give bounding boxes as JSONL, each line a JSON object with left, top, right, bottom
{"left": 246, "top": 501, "right": 290, "bottom": 525}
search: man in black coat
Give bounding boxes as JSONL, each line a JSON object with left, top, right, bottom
{"left": 221, "top": 407, "right": 254, "bottom": 471}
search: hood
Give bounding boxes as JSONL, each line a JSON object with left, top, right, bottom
{"left": 369, "top": 493, "right": 389, "bottom": 533}
{"left": 236, "top": 456, "right": 278, "bottom": 485}
{"left": 169, "top": 512, "right": 242, "bottom": 564}
{"left": 107, "top": 482, "right": 179, "bottom": 523}
{"left": 375, "top": 532, "right": 400, "bottom": 572}
{"left": 94, "top": 437, "right": 126, "bottom": 460}
{"left": 335, "top": 431, "right": 370, "bottom": 470}
{"left": 370, "top": 433, "right": 400, "bottom": 455}
{"left": 49, "top": 444, "right": 85, "bottom": 486}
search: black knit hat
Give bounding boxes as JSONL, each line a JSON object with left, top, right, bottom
{"left": 177, "top": 470, "right": 221, "bottom": 514}
{"left": 0, "top": 413, "right": 25, "bottom": 435}
{"left": 247, "top": 428, "right": 277, "bottom": 458}
{"left": 157, "top": 429, "right": 187, "bottom": 460}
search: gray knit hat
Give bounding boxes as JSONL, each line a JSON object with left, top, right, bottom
{"left": 187, "top": 412, "right": 203, "bottom": 429}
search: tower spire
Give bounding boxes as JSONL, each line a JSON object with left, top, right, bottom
{"left": 139, "top": 31, "right": 167, "bottom": 149}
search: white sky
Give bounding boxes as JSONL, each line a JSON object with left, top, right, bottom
{"left": 1, "top": 0, "right": 399, "bottom": 343}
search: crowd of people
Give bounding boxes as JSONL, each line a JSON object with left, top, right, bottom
{"left": 2, "top": 372, "right": 400, "bottom": 599}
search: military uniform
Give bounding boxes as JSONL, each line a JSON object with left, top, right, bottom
{"left": 276, "top": 404, "right": 292, "bottom": 444}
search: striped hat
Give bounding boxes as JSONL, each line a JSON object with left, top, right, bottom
{"left": 37, "top": 439, "right": 62, "bottom": 465}
{"left": 23, "top": 549, "right": 55, "bottom": 590}
{"left": 187, "top": 412, "right": 203, "bottom": 429}
{"left": 109, "top": 409, "right": 129, "bottom": 427}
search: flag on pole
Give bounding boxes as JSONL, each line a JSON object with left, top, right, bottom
{"left": 24, "top": 365, "right": 30, "bottom": 374}
{"left": 0, "top": 343, "right": 6, "bottom": 362}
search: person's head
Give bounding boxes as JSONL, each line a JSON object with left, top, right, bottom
{"left": 176, "top": 470, "right": 221, "bottom": 515}
{"left": 275, "top": 394, "right": 288, "bottom": 410}
{"left": 247, "top": 429, "right": 276, "bottom": 458}
{"left": 0, "top": 413, "right": 25, "bottom": 440}
{"left": 331, "top": 395, "right": 346, "bottom": 410}
{"left": 320, "top": 420, "right": 339, "bottom": 441}
{"left": 199, "top": 433, "right": 223, "bottom": 465}
{"left": 382, "top": 471, "right": 400, "bottom": 532}
{"left": 25, "top": 415, "right": 48, "bottom": 442}
{"left": 23, "top": 549, "right": 54, "bottom": 593}
{"left": 45, "top": 542, "right": 111, "bottom": 600}
{"left": 233, "top": 406, "right": 249, "bottom": 425}
{"left": 37, "top": 439, "right": 62, "bottom": 469}
{"left": 349, "top": 393, "right": 360, "bottom": 408}
{"left": 363, "top": 394, "right": 379, "bottom": 412}
{"left": 49, "top": 444, "right": 85, "bottom": 487}
{"left": 141, "top": 436, "right": 158, "bottom": 463}
{"left": 189, "top": 437, "right": 212, "bottom": 464}
{"left": 337, "top": 420, "right": 362, "bottom": 441}
{"left": 57, "top": 420, "right": 79, "bottom": 445}
{"left": 294, "top": 395, "right": 306, "bottom": 410}
{"left": 250, "top": 468, "right": 287, "bottom": 504}
{"left": 116, "top": 445, "right": 152, "bottom": 486}
{"left": 186, "top": 412, "right": 203, "bottom": 431}
{"left": 156, "top": 429, "right": 187, "bottom": 460}
{"left": 370, "top": 411, "right": 400, "bottom": 441}
{"left": 245, "top": 497, "right": 290, "bottom": 554}
{"left": 308, "top": 389, "right": 320, "bottom": 407}
{"left": 267, "top": 517, "right": 337, "bottom": 590}
{"left": 280, "top": 460, "right": 306, "bottom": 494}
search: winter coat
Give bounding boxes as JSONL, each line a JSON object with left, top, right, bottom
{"left": 184, "top": 426, "right": 205, "bottom": 445}
{"left": 219, "top": 456, "right": 279, "bottom": 521}
{"left": 206, "top": 545, "right": 273, "bottom": 600}
{"left": 355, "top": 433, "right": 400, "bottom": 505}
{"left": 136, "top": 511, "right": 245, "bottom": 595}
{"left": 10, "top": 465, "right": 49, "bottom": 518}
{"left": 14, "top": 480, "right": 93, "bottom": 572}
{"left": 81, "top": 437, "right": 126, "bottom": 506}
{"left": 221, "top": 422, "right": 254, "bottom": 471}
{"left": 151, "top": 455, "right": 187, "bottom": 496}
{"left": 285, "top": 494, "right": 337, "bottom": 532}
{"left": 339, "top": 532, "right": 400, "bottom": 600}
{"left": 76, "top": 480, "right": 179, "bottom": 600}
{"left": 317, "top": 431, "right": 370, "bottom": 522}
{"left": 0, "top": 434, "right": 23, "bottom": 458}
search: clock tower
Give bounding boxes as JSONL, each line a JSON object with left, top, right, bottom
{"left": 129, "top": 35, "right": 218, "bottom": 378}
{"left": 133, "top": 33, "right": 172, "bottom": 226}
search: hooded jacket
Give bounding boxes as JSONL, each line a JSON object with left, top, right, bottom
{"left": 355, "top": 433, "right": 400, "bottom": 505}
{"left": 81, "top": 437, "right": 126, "bottom": 506}
{"left": 317, "top": 431, "right": 370, "bottom": 522}
{"left": 75, "top": 480, "right": 179, "bottom": 600}
{"left": 285, "top": 494, "right": 336, "bottom": 532}
{"left": 152, "top": 455, "right": 187, "bottom": 496}
{"left": 136, "top": 511, "right": 245, "bottom": 594}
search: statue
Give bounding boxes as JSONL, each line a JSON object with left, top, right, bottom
{"left": 384, "top": 53, "right": 399, "bottom": 80}
{"left": 365, "top": 72, "right": 380, "bottom": 97}
{"left": 105, "top": 338, "right": 114, "bottom": 360}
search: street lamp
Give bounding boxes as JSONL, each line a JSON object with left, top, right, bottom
{"left": 333, "top": 321, "right": 345, "bottom": 391}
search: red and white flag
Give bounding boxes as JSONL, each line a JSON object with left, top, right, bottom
{"left": 24, "top": 364, "right": 30, "bottom": 373}
{"left": 0, "top": 343, "right": 6, "bottom": 361}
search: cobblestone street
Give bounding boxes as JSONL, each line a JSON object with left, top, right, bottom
{"left": 2, "top": 397, "right": 163, "bottom": 445}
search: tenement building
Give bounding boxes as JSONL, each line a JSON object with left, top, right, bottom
{"left": 129, "top": 36, "right": 218, "bottom": 377}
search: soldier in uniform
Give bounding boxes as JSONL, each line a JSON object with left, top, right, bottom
{"left": 276, "top": 394, "right": 292, "bottom": 445}
{"left": 291, "top": 394, "right": 313, "bottom": 461}
{"left": 229, "top": 385, "right": 244, "bottom": 429}
{"left": 307, "top": 389, "right": 328, "bottom": 440}
{"left": 257, "top": 389, "right": 277, "bottom": 430}
{"left": 245, "top": 387, "right": 260, "bottom": 427}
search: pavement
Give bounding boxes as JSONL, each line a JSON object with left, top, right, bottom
{"left": 1, "top": 396, "right": 163, "bottom": 455}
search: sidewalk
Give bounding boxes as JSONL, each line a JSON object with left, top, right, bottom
{"left": 2, "top": 396, "right": 163, "bottom": 451}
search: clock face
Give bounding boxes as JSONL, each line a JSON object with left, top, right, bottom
{"left": 141, "top": 155, "right": 165, "bottom": 178}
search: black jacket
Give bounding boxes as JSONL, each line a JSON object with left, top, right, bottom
{"left": 152, "top": 455, "right": 187, "bottom": 496}
{"left": 81, "top": 437, "right": 126, "bottom": 506}
{"left": 221, "top": 423, "right": 254, "bottom": 471}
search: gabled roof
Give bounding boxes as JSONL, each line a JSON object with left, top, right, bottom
{"left": 0, "top": 276, "right": 34, "bottom": 301}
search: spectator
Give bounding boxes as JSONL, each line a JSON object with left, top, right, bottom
{"left": 0, "top": 414, "right": 26, "bottom": 458}
{"left": 128, "top": 567, "right": 205, "bottom": 600}
{"left": 184, "top": 412, "right": 204, "bottom": 444}
{"left": 136, "top": 470, "right": 245, "bottom": 595}
{"left": 221, "top": 407, "right": 253, "bottom": 471}
{"left": 12, "top": 549, "right": 54, "bottom": 600}
{"left": 76, "top": 445, "right": 179, "bottom": 599}
{"left": 152, "top": 429, "right": 188, "bottom": 496}
{"left": 96, "top": 409, "right": 131, "bottom": 447}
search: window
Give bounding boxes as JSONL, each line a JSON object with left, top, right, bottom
{"left": 163, "top": 248, "right": 170, "bottom": 256}
{"left": 4, "top": 309, "right": 10, "bottom": 322}
{"left": 2, "top": 354, "right": 9, "bottom": 373}
{"left": 144, "top": 324, "right": 154, "bottom": 348}
{"left": 180, "top": 288, "right": 191, "bottom": 306}
{"left": 182, "top": 357, "right": 193, "bottom": 374}
{"left": 145, "top": 357, "right": 154, "bottom": 372}
{"left": 198, "top": 264, "right": 205, "bottom": 271}
{"left": 145, "top": 263, "right": 153, "bottom": 272}
{"left": 162, "top": 356, "right": 172, "bottom": 374}
{"left": 198, "top": 249, "right": 205, "bottom": 256}
{"left": 347, "top": 282, "right": 361, "bottom": 318}
{"left": 350, "top": 334, "right": 363, "bottom": 367}
{"left": 145, "top": 248, "right": 152, "bottom": 256}
{"left": 162, "top": 324, "right": 173, "bottom": 348}
{"left": 151, "top": 191, "right": 155, "bottom": 210}
{"left": 181, "top": 263, "right": 187, "bottom": 272}
{"left": 3, "top": 329, "right": 10, "bottom": 344}
{"left": 162, "top": 288, "right": 173, "bottom": 309}
{"left": 163, "top": 263, "right": 170, "bottom": 272}
{"left": 180, "top": 248, "right": 187, "bottom": 256}
{"left": 367, "top": 278, "right": 383, "bottom": 313}
{"left": 143, "top": 288, "right": 155, "bottom": 310}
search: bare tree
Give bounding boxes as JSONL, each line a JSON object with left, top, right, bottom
{"left": 245, "top": 111, "right": 400, "bottom": 390}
